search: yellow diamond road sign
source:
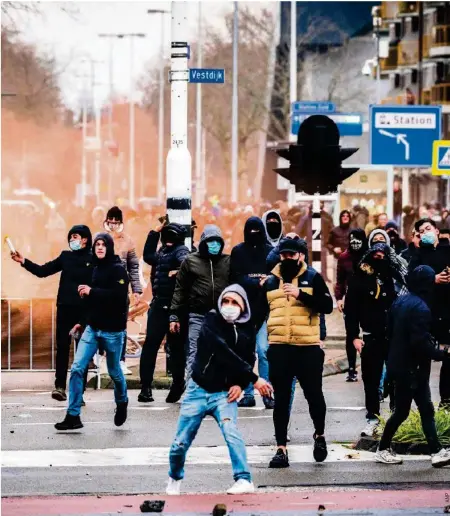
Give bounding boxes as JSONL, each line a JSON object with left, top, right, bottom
{"left": 432, "top": 140, "right": 450, "bottom": 176}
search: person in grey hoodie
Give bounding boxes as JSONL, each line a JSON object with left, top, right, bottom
{"left": 170, "top": 225, "right": 230, "bottom": 379}
{"left": 262, "top": 209, "right": 283, "bottom": 248}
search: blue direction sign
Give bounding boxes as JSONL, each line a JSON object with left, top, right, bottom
{"left": 189, "top": 68, "right": 225, "bottom": 84}
{"left": 370, "top": 105, "right": 442, "bottom": 167}
{"left": 292, "top": 101, "right": 336, "bottom": 113}
{"left": 291, "top": 113, "right": 362, "bottom": 137}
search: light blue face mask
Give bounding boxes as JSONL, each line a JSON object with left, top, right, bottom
{"left": 69, "top": 240, "right": 82, "bottom": 251}
{"left": 206, "top": 241, "right": 221, "bottom": 255}
{"left": 421, "top": 231, "right": 436, "bottom": 246}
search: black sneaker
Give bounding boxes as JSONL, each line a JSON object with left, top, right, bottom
{"left": 166, "top": 383, "right": 185, "bottom": 403}
{"left": 138, "top": 387, "right": 154, "bottom": 403}
{"left": 313, "top": 434, "right": 328, "bottom": 462}
{"left": 263, "top": 396, "right": 275, "bottom": 409}
{"left": 238, "top": 396, "right": 256, "bottom": 408}
{"left": 114, "top": 401, "right": 128, "bottom": 427}
{"left": 51, "top": 387, "right": 67, "bottom": 401}
{"left": 346, "top": 369, "right": 358, "bottom": 382}
{"left": 269, "top": 448, "right": 289, "bottom": 468}
{"left": 55, "top": 414, "right": 83, "bottom": 431}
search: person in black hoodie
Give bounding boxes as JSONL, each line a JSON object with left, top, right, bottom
{"left": 230, "top": 216, "right": 274, "bottom": 408}
{"left": 54, "top": 233, "right": 129, "bottom": 431}
{"left": 139, "top": 222, "right": 189, "bottom": 404}
{"left": 385, "top": 220, "right": 407, "bottom": 255}
{"left": 166, "top": 284, "right": 273, "bottom": 496}
{"left": 375, "top": 265, "right": 450, "bottom": 468}
{"left": 11, "top": 225, "right": 93, "bottom": 402}
{"left": 344, "top": 243, "right": 397, "bottom": 438}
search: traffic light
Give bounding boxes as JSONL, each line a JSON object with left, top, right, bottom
{"left": 275, "top": 115, "right": 360, "bottom": 195}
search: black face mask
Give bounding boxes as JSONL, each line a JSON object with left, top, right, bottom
{"left": 280, "top": 259, "right": 301, "bottom": 283}
{"left": 370, "top": 258, "right": 390, "bottom": 277}
{"left": 162, "top": 230, "right": 179, "bottom": 246}
{"left": 386, "top": 230, "right": 398, "bottom": 242}
{"left": 247, "top": 231, "right": 264, "bottom": 246}
{"left": 266, "top": 221, "right": 281, "bottom": 239}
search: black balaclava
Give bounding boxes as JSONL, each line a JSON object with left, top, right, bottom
{"left": 244, "top": 216, "right": 266, "bottom": 247}
{"left": 365, "top": 243, "right": 390, "bottom": 278}
{"left": 161, "top": 223, "right": 186, "bottom": 247}
{"left": 339, "top": 210, "right": 351, "bottom": 229}
{"left": 265, "top": 211, "right": 282, "bottom": 239}
{"left": 348, "top": 228, "right": 368, "bottom": 269}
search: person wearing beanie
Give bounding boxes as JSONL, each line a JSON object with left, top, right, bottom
{"left": 170, "top": 225, "right": 230, "bottom": 380}
{"left": 55, "top": 233, "right": 129, "bottom": 431}
{"left": 103, "top": 206, "right": 143, "bottom": 375}
{"left": 385, "top": 221, "right": 407, "bottom": 255}
{"left": 334, "top": 228, "right": 369, "bottom": 382}
{"left": 166, "top": 284, "right": 273, "bottom": 496}
{"left": 139, "top": 221, "right": 190, "bottom": 404}
{"left": 230, "top": 216, "right": 274, "bottom": 409}
{"left": 261, "top": 238, "right": 333, "bottom": 468}
{"left": 11, "top": 225, "right": 93, "bottom": 402}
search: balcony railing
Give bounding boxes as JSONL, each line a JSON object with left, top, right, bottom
{"left": 431, "top": 83, "right": 450, "bottom": 104}
{"left": 398, "top": 39, "right": 418, "bottom": 66}
{"left": 432, "top": 24, "right": 450, "bottom": 47}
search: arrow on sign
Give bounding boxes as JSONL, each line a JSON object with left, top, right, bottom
{"left": 379, "top": 129, "right": 410, "bottom": 161}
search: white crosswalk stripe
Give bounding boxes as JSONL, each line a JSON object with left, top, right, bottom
{"left": 1, "top": 444, "right": 429, "bottom": 468}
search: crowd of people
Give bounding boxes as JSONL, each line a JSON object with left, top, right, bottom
{"left": 8, "top": 198, "right": 450, "bottom": 495}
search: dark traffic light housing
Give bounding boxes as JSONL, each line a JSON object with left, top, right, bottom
{"left": 275, "top": 115, "right": 359, "bottom": 195}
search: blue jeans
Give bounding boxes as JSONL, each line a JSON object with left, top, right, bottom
{"left": 169, "top": 380, "right": 252, "bottom": 482}
{"left": 244, "top": 322, "right": 269, "bottom": 398}
{"left": 185, "top": 314, "right": 205, "bottom": 381}
{"left": 68, "top": 326, "right": 128, "bottom": 416}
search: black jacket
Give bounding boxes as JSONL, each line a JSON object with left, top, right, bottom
{"left": 387, "top": 265, "right": 448, "bottom": 378}
{"left": 408, "top": 243, "right": 450, "bottom": 342}
{"left": 191, "top": 285, "right": 258, "bottom": 392}
{"left": 143, "top": 224, "right": 189, "bottom": 308}
{"left": 344, "top": 245, "right": 397, "bottom": 341}
{"left": 84, "top": 233, "right": 130, "bottom": 332}
{"left": 400, "top": 242, "right": 416, "bottom": 264}
{"left": 21, "top": 225, "right": 93, "bottom": 306}
{"left": 170, "top": 225, "right": 230, "bottom": 320}
{"left": 230, "top": 216, "right": 272, "bottom": 330}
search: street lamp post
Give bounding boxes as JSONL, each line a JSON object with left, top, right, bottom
{"left": 231, "top": 2, "right": 239, "bottom": 203}
{"left": 372, "top": 6, "right": 382, "bottom": 105}
{"left": 147, "top": 9, "right": 170, "bottom": 205}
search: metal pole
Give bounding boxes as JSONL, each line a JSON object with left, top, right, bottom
{"left": 94, "top": 103, "right": 101, "bottom": 205}
{"left": 289, "top": 0, "right": 297, "bottom": 107}
{"left": 202, "top": 127, "right": 206, "bottom": 198}
{"left": 167, "top": 2, "right": 192, "bottom": 249}
{"left": 376, "top": 28, "right": 381, "bottom": 104}
{"left": 129, "top": 36, "right": 136, "bottom": 209}
{"left": 312, "top": 193, "right": 321, "bottom": 273}
{"left": 158, "top": 18, "right": 165, "bottom": 205}
{"left": 81, "top": 81, "right": 88, "bottom": 208}
{"left": 195, "top": 2, "right": 203, "bottom": 207}
{"left": 108, "top": 39, "right": 114, "bottom": 140}
{"left": 231, "top": 1, "right": 239, "bottom": 203}
{"left": 418, "top": 1, "right": 424, "bottom": 104}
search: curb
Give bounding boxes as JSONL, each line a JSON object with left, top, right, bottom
{"left": 89, "top": 353, "right": 355, "bottom": 390}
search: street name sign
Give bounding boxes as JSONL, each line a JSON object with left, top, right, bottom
{"left": 189, "top": 68, "right": 225, "bottom": 84}
{"left": 432, "top": 140, "right": 450, "bottom": 176}
{"left": 370, "top": 105, "right": 442, "bottom": 167}
{"left": 291, "top": 113, "right": 362, "bottom": 137}
{"left": 292, "top": 101, "right": 336, "bottom": 113}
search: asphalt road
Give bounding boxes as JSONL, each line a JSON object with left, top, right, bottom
{"left": 2, "top": 364, "right": 448, "bottom": 499}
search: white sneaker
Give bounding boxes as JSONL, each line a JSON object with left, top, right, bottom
{"left": 361, "top": 419, "right": 379, "bottom": 437}
{"left": 227, "top": 479, "right": 255, "bottom": 495}
{"left": 166, "top": 477, "right": 182, "bottom": 495}
{"left": 120, "top": 361, "right": 132, "bottom": 375}
{"left": 374, "top": 448, "right": 403, "bottom": 464}
{"left": 431, "top": 448, "right": 450, "bottom": 468}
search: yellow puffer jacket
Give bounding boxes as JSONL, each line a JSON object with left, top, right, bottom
{"left": 266, "top": 262, "right": 320, "bottom": 346}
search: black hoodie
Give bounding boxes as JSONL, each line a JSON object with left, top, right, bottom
{"left": 84, "top": 233, "right": 130, "bottom": 332}
{"left": 230, "top": 216, "right": 273, "bottom": 330}
{"left": 387, "top": 265, "right": 448, "bottom": 378}
{"left": 22, "top": 225, "right": 93, "bottom": 306}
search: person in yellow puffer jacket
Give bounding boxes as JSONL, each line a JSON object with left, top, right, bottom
{"left": 261, "top": 238, "right": 333, "bottom": 469}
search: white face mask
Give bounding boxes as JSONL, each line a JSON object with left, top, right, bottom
{"left": 220, "top": 305, "right": 241, "bottom": 322}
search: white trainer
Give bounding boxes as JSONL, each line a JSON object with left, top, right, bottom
{"left": 227, "top": 479, "right": 255, "bottom": 495}
{"left": 431, "top": 448, "right": 450, "bottom": 468}
{"left": 120, "top": 361, "right": 132, "bottom": 375}
{"left": 374, "top": 448, "right": 403, "bottom": 465}
{"left": 166, "top": 477, "right": 182, "bottom": 495}
{"left": 361, "top": 419, "right": 379, "bottom": 437}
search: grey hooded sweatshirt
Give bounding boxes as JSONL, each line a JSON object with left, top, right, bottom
{"left": 170, "top": 224, "right": 230, "bottom": 319}
{"left": 262, "top": 209, "right": 283, "bottom": 247}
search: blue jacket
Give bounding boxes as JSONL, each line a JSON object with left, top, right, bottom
{"left": 143, "top": 225, "right": 189, "bottom": 308}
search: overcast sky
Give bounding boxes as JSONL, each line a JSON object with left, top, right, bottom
{"left": 8, "top": 1, "right": 274, "bottom": 109}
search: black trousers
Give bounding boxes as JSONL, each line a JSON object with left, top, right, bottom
{"left": 360, "top": 334, "right": 388, "bottom": 420}
{"left": 268, "top": 344, "right": 326, "bottom": 447}
{"left": 440, "top": 359, "right": 450, "bottom": 404}
{"left": 55, "top": 305, "right": 87, "bottom": 390}
{"left": 345, "top": 334, "right": 357, "bottom": 371}
{"left": 433, "top": 317, "right": 450, "bottom": 404}
{"left": 379, "top": 366, "right": 442, "bottom": 454}
{"left": 139, "top": 304, "right": 186, "bottom": 389}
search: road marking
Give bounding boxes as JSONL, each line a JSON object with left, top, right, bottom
{"left": 328, "top": 407, "right": 365, "bottom": 411}
{"left": 1, "top": 444, "right": 429, "bottom": 468}
{"left": 26, "top": 407, "right": 66, "bottom": 411}
{"left": 129, "top": 407, "right": 168, "bottom": 411}
{"left": 2, "top": 403, "right": 24, "bottom": 406}
{"left": 7, "top": 421, "right": 108, "bottom": 426}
